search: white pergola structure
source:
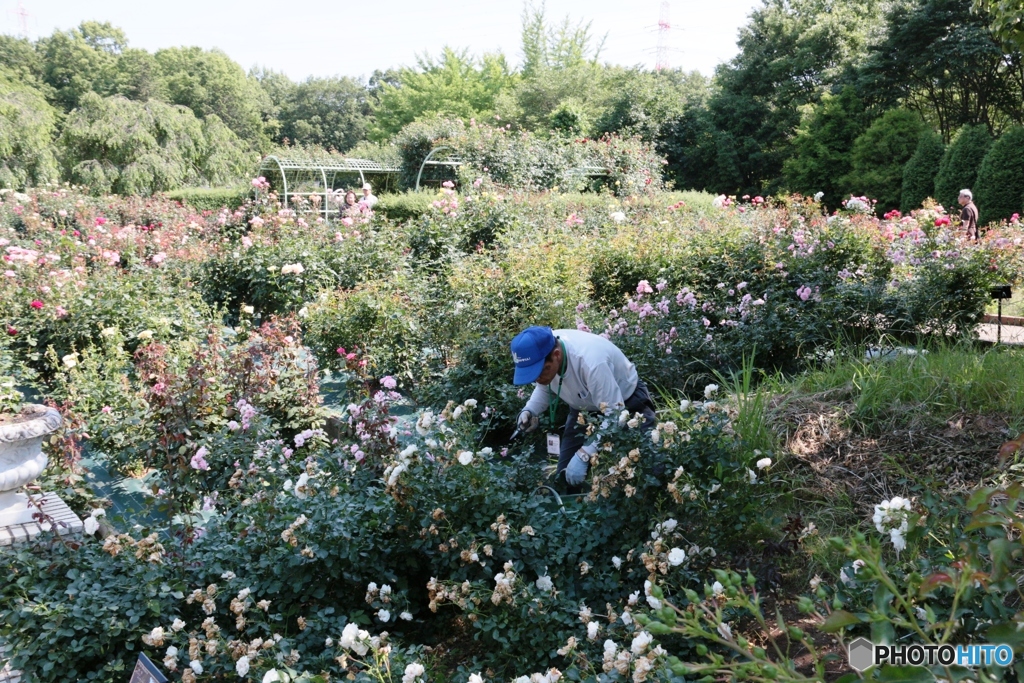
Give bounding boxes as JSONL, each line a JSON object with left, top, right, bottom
{"left": 257, "top": 154, "right": 401, "bottom": 219}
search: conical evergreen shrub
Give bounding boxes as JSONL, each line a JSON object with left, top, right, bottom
{"left": 933, "top": 124, "right": 992, "bottom": 211}
{"left": 900, "top": 129, "right": 944, "bottom": 213}
{"left": 975, "top": 126, "right": 1024, "bottom": 224}
{"left": 842, "top": 108, "right": 924, "bottom": 213}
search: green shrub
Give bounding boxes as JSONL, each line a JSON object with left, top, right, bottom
{"left": 0, "top": 541, "right": 181, "bottom": 683}
{"left": 842, "top": 108, "right": 925, "bottom": 213}
{"left": 164, "top": 186, "right": 250, "bottom": 211}
{"left": 303, "top": 278, "right": 431, "bottom": 385}
{"left": 933, "top": 123, "right": 992, "bottom": 210}
{"left": 782, "top": 86, "right": 867, "bottom": 211}
{"left": 393, "top": 116, "right": 466, "bottom": 189}
{"left": 374, "top": 190, "right": 436, "bottom": 223}
{"left": 974, "top": 126, "right": 1024, "bottom": 225}
{"left": 900, "top": 128, "right": 945, "bottom": 212}
{"left": 196, "top": 220, "right": 405, "bottom": 317}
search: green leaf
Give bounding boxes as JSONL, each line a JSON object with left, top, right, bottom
{"left": 986, "top": 621, "right": 1024, "bottom": 650}
{"left": 988, "top": 539, "right": 1017, "bottom": 581}
{"left": 871, "top": 619, "right": 895, "bottom": 645}
{"left": 820, "top": 610, "right": 863, "bottom": 633}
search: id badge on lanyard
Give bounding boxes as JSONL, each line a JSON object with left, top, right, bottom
{"left": 546, "top": 340, "right": 568, "bottom": 457}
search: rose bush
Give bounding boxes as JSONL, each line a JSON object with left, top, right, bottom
{"left": 1, "top": 181, "right": 1023, "bottom": 682}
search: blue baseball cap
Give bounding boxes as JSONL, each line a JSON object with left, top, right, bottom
{"left": 510, "top": 326, "right": 557, "bottom": 385}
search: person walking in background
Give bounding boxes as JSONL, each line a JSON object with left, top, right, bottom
{"left": 510, "top": 326, "right": 656, "bottom": 493}
{"left": 959, "top": 189, "right": 980, "bottom": 240}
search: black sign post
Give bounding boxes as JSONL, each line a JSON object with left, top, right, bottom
{"left": 129, "top": 653, "right": 168, "bottom": 683}
{"left": 990, "top": 285, "right": 1013, "bottom": 344}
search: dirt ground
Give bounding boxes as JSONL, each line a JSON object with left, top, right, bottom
{"left": 740, "top": 386, "right": 1020, "bottom": 679}
{"left": 771, "top": 385, "right": 1014, "bottom": 510}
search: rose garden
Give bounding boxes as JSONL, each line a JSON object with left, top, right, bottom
{"left": 2, "top": 141, "right": 1024, "bottom": 682}
{"left": 4, "top": 2, "right": 1024, "bottom": 679}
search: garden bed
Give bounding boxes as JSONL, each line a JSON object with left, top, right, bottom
{"left": 2, "top": 185, "right": 1024, "bottom": 682}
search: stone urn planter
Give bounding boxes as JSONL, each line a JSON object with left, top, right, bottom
{"left": 0, "top": 404, "right": 62, "bottom": 526}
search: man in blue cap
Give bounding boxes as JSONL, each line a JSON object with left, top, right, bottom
{"left": 510, "top": 326, "right": 657, "bottom": 492}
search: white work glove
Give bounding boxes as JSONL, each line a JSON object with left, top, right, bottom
{"left": 517, "top": 409, "right": 539, "bottom": 434}
{"left": 565, "top": 445, "right": 596, "bottom": 485}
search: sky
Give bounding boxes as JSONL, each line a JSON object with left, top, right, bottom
{"left": 1, "top": 0, "right": 762, "bottom": 81}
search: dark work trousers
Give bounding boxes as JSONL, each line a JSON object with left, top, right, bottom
{"left": 556, "top": 379, "right": 657, "bottom": 493}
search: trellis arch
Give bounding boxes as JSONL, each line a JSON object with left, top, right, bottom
{"left": 256, "top": 154, "right": 401, "bottom": 219}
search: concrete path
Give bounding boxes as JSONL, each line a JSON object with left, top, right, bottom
{"left": 978, "top": 323, "right": 1024, "bottom": 344}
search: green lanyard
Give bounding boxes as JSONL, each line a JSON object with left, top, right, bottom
{"left": 547, "top": 341, "right": 568, "bottom": 428}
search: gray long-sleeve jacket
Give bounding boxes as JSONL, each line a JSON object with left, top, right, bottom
{"left": 522, "top": 329, "right": 639, "bottom": 418}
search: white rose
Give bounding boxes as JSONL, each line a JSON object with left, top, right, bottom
{"left": 756, "top": 457, "right": 772, "bottom": 470}
{"left": 457, "top": 451, "right": 474, "bottom": 466}
{"left": 630, "top": 631, "right": 653, "bottom": 655}
{"left": 587, "top": 621, "right": 599, "bottom": 640}
{"left": 667, "top": 547, "right": 686, "bottom": 566}
{"left": 236, "top": 655, "right": 250, "bottom": 677}
{"left": 377, "top": 608, "right": 391, "bottom": 622}
{"left": 704, "top": 383, "right": 719, "bottom": 398}
{"left": 83, "top": 516, "right": 99, "bottom": 535}
{"left": 190, "top": 660, "right": 203, "bottom": 675}
{"left": 535, "top": 574, "right": 553, "bottom": 591}
{"left": 402, "top": 662, "right": 426, "bottom": 683}
{"left": 611, "top": 556, "right": 622, "bottom": 569}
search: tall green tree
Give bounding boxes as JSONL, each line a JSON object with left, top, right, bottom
{"left": 700, "top": 0, "right": 887, "bottom": 194}
{"left": 596, "top": 68, "right": 709, "bottom": 142}
{"left": 933, "top": 123, "right": 992, "bottom": 209}
{"left": 0, "top": 68, "right": 59, "bottom": 188}
{"left": 154, "top": 47, "right": 271, "bottom": 148}
{"left": 973, "top": 0, "right": 1024, "bottom": 51}
{"left": 496, "top": 2, "right": 608, "bottom": 134}
{"left": 278, "top": 77, "right": 370, "bottom": 152}
{"left": 59, "top": 93, "right": 250, "bottom": 195}
{"left": 842, "top": 108, "right": 926, "bottom": 211}
{"left": 37, "top": 22, "right": 126, "bottom": 110}
{"left": 111, "top": 48, "right": 164, "bottom": 102}
{"left": 370, "top": 48, "right": 514, "bottom": 141}
{"left": 859, "top": 0, "right": 1022, "bottom": 138}
{"left": 900, "top": 129, "right": 946, "bottom": 212}
{"left": 781, "top": 86, "right": 868, "bottom": 208}
{"left": 659, "top": 106, "right": 744, "bottom": 193}
{"left": 974, "top": 126, "right": 1024, "bottom": 223}
{"left": 0, "top": 35, "right": 44, "bottom": 88}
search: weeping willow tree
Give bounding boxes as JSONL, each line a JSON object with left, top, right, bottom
{"left": 59, "top": 93, "right": 254, "bottom": 195}
{"left": 0, "top": 69, "right": 60, "bottom": 189}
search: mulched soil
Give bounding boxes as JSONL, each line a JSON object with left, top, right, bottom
{"left": 745, "top": 385, "right": 1019, "bottom": 680}
{"left": 769, "top": 385, "right": 1015, "bottom": 512}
